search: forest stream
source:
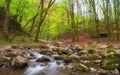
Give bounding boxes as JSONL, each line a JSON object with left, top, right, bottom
{"left": 0, "top": 44, "right": 120, "bottom": 75}
{"left": 0, "top": 51, "right": 93, "bottom": 75}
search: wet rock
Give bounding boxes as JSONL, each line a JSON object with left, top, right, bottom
{"left": 11, "top": 56, "right": 28, "bottom": 68}
{"left": 59, "top": 49, "right": 69, "bottom": 55}
{"left": 54, "top": 55, "right": 64, "bottom": 60}
{"left": 0, "top": 61, "right": 10, "bottom": 68}
{"left": 71, "top": 72, "right": 79, "bottom": 75}
{"left": 36, "top": 56, "right": 50, "bottom": 62}
{"left": 0, "top": 56, "right": 10, "bottom": 68}
{"left": 76, "top": 63, "right": 89, "bottom": 71}
{"left": 39, "top": 50, "right": 53, "bottom": 56}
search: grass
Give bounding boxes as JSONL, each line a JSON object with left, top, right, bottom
{"left": 0, "top": 40, "right": 40, "bottom": 44}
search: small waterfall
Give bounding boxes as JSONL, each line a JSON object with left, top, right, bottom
{"left": 24, "top": 65, "right": 45, "bottom": 75}
{"left": 32, "top": 52, "right": 43, "bottom": 58}
{"left": 24, "top": 51, "right": 65, "bottom": 75}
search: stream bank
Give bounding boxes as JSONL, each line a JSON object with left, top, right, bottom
{"left": 0, "top": 43, "right": 120, "bottom": 75}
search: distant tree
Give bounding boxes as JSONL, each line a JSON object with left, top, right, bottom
{"left": 113, "top": 0, "right": 120, "bottom": 40}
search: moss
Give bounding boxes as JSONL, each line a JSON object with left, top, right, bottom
{"left": 0, "top": 56, "right": 9, "bottom": 61}
{"left": 87, "top": 49, "right": 96, "bottom": 54}
{"left": 102, "top": 58, "right": 118, "bottom": 70}
{"left": 54, "top": 55, "right": 64, "bottom": 60}
{"left": 82, "top": 61, "right": 93, "bottom": 67}
{"left": 64, "top": 56, "right": 80, "bottom": 63}
{"left": 102, "top": 63, "right": 116, "bottom": 70}
{"left": 77, "top": 63, "right": 89, "bottom": 71}
{"left": 58, "top": 49, "right": 69, "bottom": 55}
{"left": 89, "top": 54, "right": 100, "bottom": 60}
{"left": 75, "top": 46, "right": 83, "bottom": 51}
{"left": 77, "top": 51, "right": 86, "bottom": 56}
{"left": 36, "top": 56, "right": 50, "bottom": 62}
{"left": 80, "top": 55, "right": 89, "bottom": 60}
{"left": 39, "top": 50, "right": 53, "bottom": 56}
{"left": 5, "top": 53, "right": 17, "bottom": 57}
{"left": 107, "top": 48, "right": 116, "bottom": 54}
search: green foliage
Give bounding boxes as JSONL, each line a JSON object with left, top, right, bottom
{"left": 0, "top": 0, "right": 5, "bottom": 7}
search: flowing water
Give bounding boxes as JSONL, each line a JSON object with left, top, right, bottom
{"left": 0, "top": 51, "right": 94, "bottom": 75}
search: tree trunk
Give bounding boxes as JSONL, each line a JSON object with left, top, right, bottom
{"left": 4, "top": 0, "right": 11, "bottom": 41}
{"left": 35, "top": 0, "right": 55, "bottom": 41}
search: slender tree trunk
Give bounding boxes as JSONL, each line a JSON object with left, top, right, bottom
{"left": 70, "top": 0, "right": 76, "bottom": 42}
{"left": 35, "top": 0, "right": 44, "bottom": 41}
{"left": 4, "top": 0, "right": 11, "bottom": 41}
{"left": 106, "top": 0, "right": 111, "bottom": 40}
{"left": 114, "top": 0, "right": 120, "bottom": 40}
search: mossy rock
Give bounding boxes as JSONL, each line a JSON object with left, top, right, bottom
{"left": 75, "top": 46, "right": 83, "bottom": 51}
{"left": 87, "top": 49, "right": 96, "bottom": 54}
{"left": 102, "top": 63, "right": 116, "bottom": 70}
{"left": 82, "top": 61, "right": 93, "bottom": 67}
{"left": 11, "top": 56, "right": 28, "bottom": 68}
{"left": 106, "top": 52, "right": 116, "bottom": 59}
{"left": 58, "top": 49, "right": 69, "bottom": 55}
{"left": 64, "top": 56, "right": 80, "bottom": 63}
{"left": 107, "top": 48, "right": 116, "bottom": 54}
{"left": 0, "top": 56, "right": 9, "bottom": 61}
{"left": 5, "top": 53, "right": 17, "bottom": 57}
{"left": 77, "top": 51, "right": 87, "bottom": 56}
{"left": 89, "top": 54, "right": 100, "bottom": 60}
{"left": 39, "top": 50, "right": 53, "bottom": 56}
{"left": 80, "top": 55, "right": 89, "bottom": 60}
{"left": 76, "top": 63, "right": 89, "bottom": 71}
{"left": 54, "top": 55, "right": 64, "bottom": 60}
{"left": 101, "top": 59, "right": 117, "bottom": 70}
{"left": 100, "top": 54, "right": 106, "bottom": 59}
{"left": 36, "top": 56, "right": 50, "bottom": 62}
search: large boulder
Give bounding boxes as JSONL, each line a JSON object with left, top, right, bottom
{"left": 11, "top": 56, "right": 28, "bottom": 68}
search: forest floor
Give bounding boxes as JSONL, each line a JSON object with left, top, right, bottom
{"left": 0, "top": 27, "right": 120, "bottom": 45}
{"left": 60, "top": 34, "right": 120, "bottom": 45}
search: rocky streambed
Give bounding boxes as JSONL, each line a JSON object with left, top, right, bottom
{"left": 0, "top": 43, "right": 120, "bottom": 75}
